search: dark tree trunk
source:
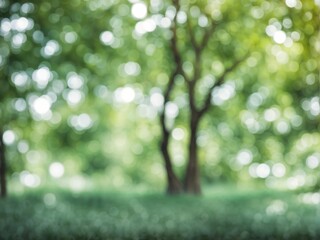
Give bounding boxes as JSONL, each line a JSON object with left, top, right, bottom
{"left": 0, "top": 130, "right": 7, "bottom": 198}
{"left": 160, "top": 136, "right": 182, "bottom": 195}
{"left": 159, "top": 1, "right": 183, "bottom": 195}
{"left": 184, "top": 114, "right": 201, "bottom": 195}
{"left": 160, "top": 110, "right": 182, "bottom": 195}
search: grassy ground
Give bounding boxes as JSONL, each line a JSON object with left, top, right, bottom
{"left": 0, "top": 186, "right": 320, "bottom": 240}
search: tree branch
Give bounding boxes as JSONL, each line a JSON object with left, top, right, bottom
{"left": 199, "top": 53, "right": 249, "bottom": 117}
{"left": 187, "top": 15, "right": 216, "bottom": 54}
{"left": 187, "top": 17, "right": 199, "bottom": 52}
{"left": 186, "top": 17, "right": 217, "bottom": 113}
{"left": 200, "top": 19, "right": 216, "bottom": 49}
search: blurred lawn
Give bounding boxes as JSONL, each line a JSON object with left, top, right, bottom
{"left": 1, "top": 187, "right": 320, "bottom": 240}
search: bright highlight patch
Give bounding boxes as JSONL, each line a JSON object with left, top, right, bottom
{"left": 273, "top": 31, "right": 286, "bottom": 44}
{"left": 150, "top": 92, "right": 164, "bottom": 108}
{"left": 236, "top": 149, "right": 253, "bottom": 165}
{"left": 49, "top": 162, "right": 65, "bottom": 178}
{"left": 32, "top": 95, "right": 52, "bottom": 115}
{"left": 131, "top": 2, "right": 147, "bottom": 19}
{"left": 3, "top": 130, "right": 16, "bottom": 145}
{"left": 100, "top": 31, "right": 114, "bottom": 46}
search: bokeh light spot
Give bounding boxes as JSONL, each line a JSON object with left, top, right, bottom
{"left": 3, "top": 130, "right": 16, "bottom": 145}
{"left": 32, "top": 95, "right": 52, "bottom": 115}
{"left": 150, "top": 92, "right": 164, "bottom": 108}
{"left": 273, "top": 31, "right": 286, "bottom": 44}
{"left": 256, "top": 163, "right": 271, "bottom": 178}
{"left": 20, "top": 171, "right": 41, "bottom": 187}
{"left": 131, "top": 2, "right": 147, "bottom": 19}
{"left": 236, "top": 149, "right": 253, "bottom": 165}
{"left": 100, "top": 31, "right": 115, "bottom": 46}
{"left": 285, "top": 0, "right": 297, "bottom": 8}
{"left": 172, "top": 128, "right": 185, "bottom": 141}
{"left": 306, "top": 154, "right": 320, "bottom": 169}
{"left": 49, "top": 162, "right": 65, "bottom": 178}
{"left": 114, "top": 86, "right": 136, "bottom": 103}
{"left": 32, "top": 67, "right": 52, "bottom": 88}
{"left": 165, "top": 102, "right": 179, "bottom": 119}
{"left": 272, "top": 163, "right": 286, "bottom": 177}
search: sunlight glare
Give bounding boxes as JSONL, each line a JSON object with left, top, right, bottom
{"left": 70, "top": 113, "right": 93, "bottom": 131}
{"left": 135, "top": 18, "right": 157, "bottom": 35}
{"left": 11, "top": 17, "right": 33, "bottom": 32}
{"left": 123, "top": 62, "right": 141, "bottom": 76}
{"left": 306, "top": 154, "right": 319, "bottom": 169}
{"left": 212, "top": 83, "right": 235, "bottom": 105}
{"left": 1, "top": 19, "right": 11, "bottom": 34}
{"left": 114, "top": 86, "right": 136, "bottom": 103}
{"left": 11, "top": 72, "right": 28, "bottom": 87}
{"left": 77, "top": 114, "right": 93, "bottom": 130}
{"left": 100, "top": 31, "right": 115, "bottom": 46}
{"left": 32, "top": 95, "right": 52, "bottom": 115}
{"left": 272, "top": 163, "right": 286, "bottom": 177}
{"left": 43, "top": 40, "right": 60, "bottom": 57}
{"left": 67, "top": 73, "right": 84, "bottom": 89}
{"left": 264, "top": 108, "right": 280, "bottom": 122}
{"left": 64, "top": 31, "right": 78, "bottom": 43}
{"left": 273, "top": 30, "right": 286, "bottom": 44}
{"left": 49, "top": 162, "right": 65, "bottom": 178}
{"left": 18, "top": 140, "right": 29, "bottom": 154}
{"left": 32, "top": 67, "right": 52, "bottom": 88}
{"left": 67, "top": 90, "right": 83, "bottom": 106}
{"left": 172, "top": 128, "right": 185, "bottom": 141}
{"left": 236, "top": 149, "right": 253, "bottom": 165}
{"left": 150, "top": 92, "right": 164, "bottom": 108}
{"left": 20, "top": 171, "right": 41, "bottom": 187}
{"left": 287, "top": 175, "right": 305, "bottom": 189}
{"left": 3, "top": 130, "right": 15, "bottom": 145}
{"left": 275, "top": 120, "right": 290, "bottom": 134}
{"left": 165, "top": 102, "right": 179, "bottom": 119}
{"left": 310, "top": 97, "right": 320, "bottom": 116}
{"left": 12, "top": 33, "right": 26, "bottom": 47}
{"left": 177, "top": 11, "right": 187, "bottom": 24}
{"left": 131, "top": 2, "right": 147, "bottom": 19}
{"left": 198, "top": 15, "right": 208, "bottom": 27}
{"left": 285, "top": 0, "right": 297, "bottom": 8}
{"left": 256, "top": 163, "right": 271, "bottom": 178}
{"left": 14, "top": 98, "right": 27, "bottom": 112}
{"left": 248, "top": 92, "right": 264, "bottom": 109}
{"left": 159, "top": 17, "right": 171, "bottom": 28}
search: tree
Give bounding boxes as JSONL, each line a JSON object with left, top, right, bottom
{"left": 159, "top": 0, "right": 251, "bottom": 194}
{"left": 1, "top": 0, "right": 319, "bottom": 197}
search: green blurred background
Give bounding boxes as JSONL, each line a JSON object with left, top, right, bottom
{"left": 0, "top": 0, "right": 319, "bottom": 194}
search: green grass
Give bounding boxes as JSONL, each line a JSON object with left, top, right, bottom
{"left": 1, "top": 187, "right": 320, "bottom": 239}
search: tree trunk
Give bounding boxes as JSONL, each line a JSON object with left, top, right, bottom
{"left": 0, "top": 130, "right": 7, "bottom": 198}
{"left": 184, "top": 114, "right": 201, "bottom": 194}
{"left": 160, "top": 123, "right": 182, "bottom": 195}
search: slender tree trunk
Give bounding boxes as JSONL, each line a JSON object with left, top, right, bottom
{"left": 158, "top": 0, "right": 183, "bottom": 195}
{"left": 184, "top": 113, "right": 201, "bottom": 194}
{"left": 160, "top": 109, "right": 182, "bottom": 194}
{"left": 0, "top": 130, "right": 7, "bottom": 198}
{"left": 160, "top": 134, "right": 182, "bottom": 194}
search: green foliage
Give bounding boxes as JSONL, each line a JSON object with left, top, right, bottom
{"left": 0, "top": 0, "right": 319, "bottom": 191}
